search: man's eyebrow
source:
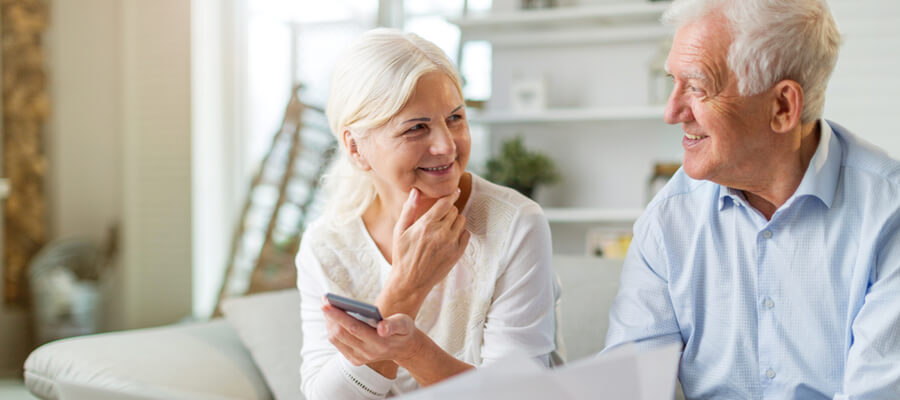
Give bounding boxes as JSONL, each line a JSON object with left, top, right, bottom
{"left": 664, "top": 64, "right": 710, "bottom": 82}
{"left": 682, "top": 70, "right": 710, "bottom": 82}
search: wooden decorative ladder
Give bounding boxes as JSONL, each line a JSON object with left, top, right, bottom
{"left": 215, "top": 87, "right": 335, "bottom": 314}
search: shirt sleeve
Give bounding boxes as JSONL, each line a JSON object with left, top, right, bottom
{"left": 603, "top": 209, "right": 683, "bottom": 353}
{"left": 480, "top": 205, "right": 557, "bottom": 365}
{"left": 296, "top": 235, "right": 395, "bottom": 400}
{"left": 839, "top": 214, "right": 900, "bottom": 400}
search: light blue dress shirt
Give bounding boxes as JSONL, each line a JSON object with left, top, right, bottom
{"left": 605, "top": 120, "right": 900, "bottom": 399}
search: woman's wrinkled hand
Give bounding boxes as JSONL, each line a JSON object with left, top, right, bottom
{"left": 379, "top": 188, "right": 470, "bottom": 316}
{"left": 323, "top": 302, "right": 424, "bottom": 367}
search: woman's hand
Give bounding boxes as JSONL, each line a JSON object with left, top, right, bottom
{"left": 323, "top": 302, "right": 424, "bottom": 370}
{"left": 377, "top": 188, "right": 470, "bottom": 317}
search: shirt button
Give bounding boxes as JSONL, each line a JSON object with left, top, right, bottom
{"left": 762, "top": 230, "right": 773, "bottom": 239}
{"left": 764, "top": 298, "right": 775, "bottom": 309}
{"left": 766, "top": 369, "right": 776, "bottom": 379}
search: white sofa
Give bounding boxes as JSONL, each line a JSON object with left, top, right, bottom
{"left": 24, "top": 256, "right": 625, "bottom": 400}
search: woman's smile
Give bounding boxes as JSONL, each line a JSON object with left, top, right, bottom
{"left": 418, "top": 161, "right": 455, "bottom": 176}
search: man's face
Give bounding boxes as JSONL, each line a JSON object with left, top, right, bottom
{"left": 663, "top": 13, "right": 774, "bottom": 186}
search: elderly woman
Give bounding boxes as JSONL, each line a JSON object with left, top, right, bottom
{"left": 295, "top": 28, "right": 557, "bottom": 399}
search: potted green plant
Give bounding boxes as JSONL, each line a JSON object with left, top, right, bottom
{"left": 484, "top": 136, "right": 560, "bottom": 198}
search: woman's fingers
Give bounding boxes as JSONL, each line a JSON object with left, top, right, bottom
{"left": 324, "top": 304, "right": 390, "bottom": 363}
{"left": 457, "top": 229, "right": 471, "bottom": 250}
{"left": 326, "top": 306, "right": 421, "bottom": 365}
{"left": 377, "top": 314, "right": 415, "bottom": 337}
{"left": 329, "top": 335, "right": 368, "bottom": 366}
{"left": 323, "top": 304, "right": 381, "bottom": 342}
{"left": 393, "top": 188, "right": 420, "bottom": 238}
{"left": 450, "top": 213, "right": 466, "bottom": 236}
{"left": 440, "top": 204, "right": 459, "bottom": 225}
{"left": 418, "top": 189, "right": 460, "bottom": 225}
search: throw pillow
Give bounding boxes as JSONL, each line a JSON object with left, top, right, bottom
{"left": 222, "top": 289, "right": 304, "bottom": 400}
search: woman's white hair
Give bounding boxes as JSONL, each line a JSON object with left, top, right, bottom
{"left": 662, "top": 0, "right": 841, "bottom": 123}
{"left": 322, "top": 28, "right": 462, "bottom": 225}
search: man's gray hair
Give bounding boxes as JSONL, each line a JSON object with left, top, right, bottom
{"left": 662, "top": 0, "right": 842, "bottom": 123}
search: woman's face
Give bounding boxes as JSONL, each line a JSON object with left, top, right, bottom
{"left": 350, "top": 72, "right": 470, "bottom": 202}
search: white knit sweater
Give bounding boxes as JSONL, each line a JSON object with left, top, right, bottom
{"left": 297, "top": 174, "right": 556, "bottom": 399}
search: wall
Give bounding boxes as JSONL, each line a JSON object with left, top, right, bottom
{"left": 46, "top": 0, "right": 192, "bottom": 332}
{"left": 1, "top": 0, "right": 194, "bottom": 374}
{"left": 825, "top": 0, "right": 900, "bottom": 157}
{"left": 192, "top": 0, "right": 242, "bottom": 318}
{"left": 120, "top": 0, "right": 193, "bottom": 329}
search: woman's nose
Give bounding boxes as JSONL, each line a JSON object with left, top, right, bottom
{"left": 430, "top": 124, "right": 456, "bottom": 155}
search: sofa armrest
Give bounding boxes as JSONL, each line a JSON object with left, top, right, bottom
{"left": 24, "top": 319, "right": 272, "bottom": 400}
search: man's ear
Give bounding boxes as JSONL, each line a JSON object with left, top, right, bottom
{"left": 343, "top": 129, "right": 371, "bottom": 171}
{"left": 770, "top": 79, "right": 803, "bottom": 134}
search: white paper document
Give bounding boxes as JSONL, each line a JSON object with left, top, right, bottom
{"left": 398, "top": 343, "right": 681, "bottom": 400}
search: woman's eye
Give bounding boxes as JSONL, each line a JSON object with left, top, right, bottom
{"left": 447, "top": 114, "right": 462, "bottom": 122}
{"left": 406, "top": 124, "right": 426, "bottom": 134}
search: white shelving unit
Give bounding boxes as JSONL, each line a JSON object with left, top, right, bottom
{"left": 452, "top": 1, "right": 678, "bottom": 245}
{"left": 459, "top": 25, "right": 672, "bottom": 47}
{"left": 470, "top": 105, "right": 664, "bottom": 124}
{"left": 451, "top": 2, "right": 671, "bottom": 31}
{"left": 544, "top": 207, "right": 643, "bottom": 224}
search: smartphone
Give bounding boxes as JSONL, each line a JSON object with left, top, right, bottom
{"left": 325, "top": 293, "right": 383, "bottom": 328}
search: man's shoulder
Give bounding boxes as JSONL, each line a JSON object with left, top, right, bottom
{"left": 647, "top": 168, "right": 718, "bottom": 211}
{"left": 637, "top": 168, "right": 719, "bottom": 234}
{"left": 831, "top": 121, "right": 900, "bottom": 188}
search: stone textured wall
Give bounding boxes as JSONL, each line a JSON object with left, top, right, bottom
{"left": 2, "top": 0, "right": 49, "bottom": 306}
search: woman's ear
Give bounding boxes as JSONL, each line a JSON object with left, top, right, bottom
{"left": 770, "top": 79, "right": 803, "bottom": 134}
{"left": 343, "top": 129, "right": 371, "bottom": 171}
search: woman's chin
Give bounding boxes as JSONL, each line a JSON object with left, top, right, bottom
{"left": 414, "top": 181, "right": 461, "bottom": 200}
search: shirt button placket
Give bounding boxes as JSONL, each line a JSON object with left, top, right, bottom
{"left": 758, "top": 227, "right": 777, "bottom": 389}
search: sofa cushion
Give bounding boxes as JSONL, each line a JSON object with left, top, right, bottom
{"left": 553, "top": 255, "right": 624, "bottom": 361}
{"left": 24, "top": 319, "right": 271, "bottom": 400}
{"left": 221, "top": 289, "right": 304, "bottom": 400}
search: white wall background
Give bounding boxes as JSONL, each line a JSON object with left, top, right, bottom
{"left": 120, "top": 0, "right": 192, "bottom": 329}
{"left": 39, "top": 0, "right": 192, "bottom": 334}
{"left": 825, "top": 0, "right": 900, "bottom": 158}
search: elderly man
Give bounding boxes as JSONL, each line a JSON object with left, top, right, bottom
{"left": 604, "top": 0, "right": 900, "bottom": 399}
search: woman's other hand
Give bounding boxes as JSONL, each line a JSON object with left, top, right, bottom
{"left": 323, "top": 302, "right": 424, "bottom": 370}
{"left": 378, "top": 188, "right": 470, "bottom": 317}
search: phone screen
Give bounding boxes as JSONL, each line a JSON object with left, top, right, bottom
{"left": 325, "top": 293, "right": 383, "bottom": 328}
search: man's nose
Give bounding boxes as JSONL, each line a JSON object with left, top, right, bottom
{"left": 663, "top": 85, "right": 692, "bottom": 125}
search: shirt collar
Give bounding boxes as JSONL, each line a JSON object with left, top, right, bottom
{"left": 718, "top": 119, "right": 842, "bottom": 210}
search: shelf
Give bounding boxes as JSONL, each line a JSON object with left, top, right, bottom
{"left": 469, "top": 105, "right": 665, "bottom": 124}
{"left": 463, "top": 25, "right": 672, "bottom": 47}
{"left": 450, "top": 2, "right": 672, "bottom": 32}
{"left": 544, "top": 207, "right": 643, "bottom": 224}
